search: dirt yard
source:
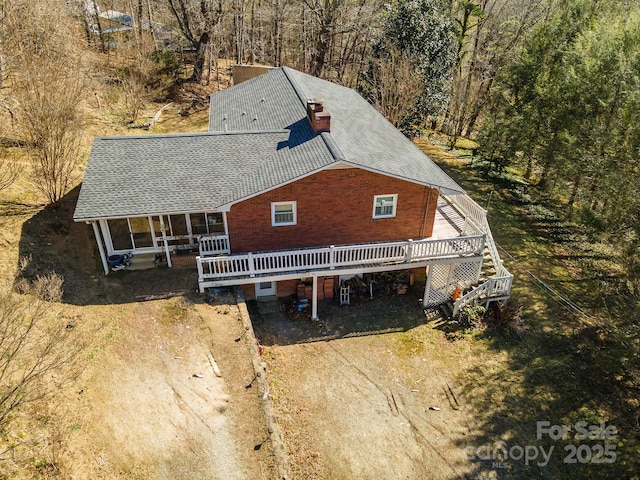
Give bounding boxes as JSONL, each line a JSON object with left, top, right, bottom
{"left": 61, "top": 291, "right": 277, "bottom": 480}
{"left": 0, "top": 189, "right": 277, "bottom": 479}
{"left": 253, "top": 294, "right": 499, "bottom": 480}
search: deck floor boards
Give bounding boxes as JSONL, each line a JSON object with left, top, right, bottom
{"left": 431, "top": 197, "right": 465, "bottom": 239}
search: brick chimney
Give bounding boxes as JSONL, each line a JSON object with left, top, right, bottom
{"left": 307, "top": 98, "right": 331, "bottom": 133}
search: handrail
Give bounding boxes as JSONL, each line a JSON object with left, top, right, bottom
{"left": 443, "top": 193, "right": 486, "bottom": 235}
{"left": 452, "top": 275, "right": 513, "bottom": 317}
{"left": 197, "top": 235, "right": 485, "bottom": 281}
{"left": 443, "top": 193, "right": 510, "bottom": 278}
{"left": 199, "top": 235, "right": 230, "bottom": 256}
{"left": 443, "top": 193, "right": 513, "bottom": 317}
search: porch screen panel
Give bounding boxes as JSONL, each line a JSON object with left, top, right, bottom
{"left": 169, "top": 214, "right": 190, "bottom": 245}
{"left": 152, "top": 216, "right": 165, "bottom": 239}
{"left": 207, "top": 213, "right": 225, "bottom": 235}
{"left": 129, "top": 217, "right": 152, "bottom": 248}
{"left": 108, "top": 219, "right": 133, "bottom": 250}
{"left": 190, "top": 213, "right": 207, "bottom": 235}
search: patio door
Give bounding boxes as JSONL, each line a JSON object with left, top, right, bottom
{"left": 256, "top": 281, "right": 276, "bottom": 298}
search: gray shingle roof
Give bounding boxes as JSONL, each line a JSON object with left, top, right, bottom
{"left": 74, "top": 67, "right": 463, "bottom": 221}
{"left": 208, "top": 67, "right": 463, "bottom": 194}
{"left": 73, "top": 130, "right": 333, "bottom": 220}
{"left": 284, "top": 68, "right": 463, "bottom": 193}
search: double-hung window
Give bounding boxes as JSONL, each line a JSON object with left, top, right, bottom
{"left": 373, "top": 194, "right": 398, "bottom": 218}
{"left": 271, "top": 201, "right": 297, "bottom": 226}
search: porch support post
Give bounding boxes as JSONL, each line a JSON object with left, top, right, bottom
{"left": 99, "top": 219, "right": 114, "bottom": 253}
{"left": 91, "top": 221, "right": 109, "bottom": 275}
{"left": 423, "top": 266, "right": 432, "bottom": 308}
{"left": 311, "top": 275, "right": 319, "bottom": 321}
{"left": 160, "top": 216, "right": 172, "bottom": 268}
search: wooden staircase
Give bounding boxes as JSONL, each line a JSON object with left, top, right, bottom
{"left": 480, "top": 244, "right": 497, "bottom": 280}
{"left": 438, "top": 194, "right": 513, "bottom": 318}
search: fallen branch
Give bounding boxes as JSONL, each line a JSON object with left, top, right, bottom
{"left": 129, "top": 102, "right": 173, "bottom": 131}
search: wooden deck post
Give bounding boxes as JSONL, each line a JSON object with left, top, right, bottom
{"left": 91, "top": 221, "right": 110, "bottom": 275}
{"left": 311, "top": 275, "right": 319, "bottom": 321}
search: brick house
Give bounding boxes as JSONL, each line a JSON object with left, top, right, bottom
{"left": 73, "top": 67, "right": 512, "bottom": 318}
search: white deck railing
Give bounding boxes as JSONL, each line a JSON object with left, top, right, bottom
{"left": 452, "top": 275, "right": 513, "bottom": 317}
{"left": 444, "top": 193, "right": 487, "bottom": 235}
{"left": 443, "top": 193, "right": 511, "bottom": 278}
{"left": 199, "top": 235, "right": 230, "bottom": 256}
{"left": 443, "top": 193, "right": 514, "bottom": 315}
{"left": 197, "top": 235, "right": 485, "bottom": 281}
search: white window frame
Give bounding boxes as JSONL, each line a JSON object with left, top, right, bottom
{"left": 373, "top": 194, "right": 398, "bottom": 219}
{"left": 271, "top": 201, "right": 297, "bottom": 226}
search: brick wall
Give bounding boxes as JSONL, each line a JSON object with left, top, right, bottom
{"left": 227, "top": 167, "right": 439, "bottom": 253}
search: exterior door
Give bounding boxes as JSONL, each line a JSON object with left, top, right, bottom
{"left": 255, "top": 281, "right": 276, "bottom": 298}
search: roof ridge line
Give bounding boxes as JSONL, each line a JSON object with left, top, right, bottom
{"left": 281, "top": 66, "right": 310, "bottom": 108}
{"left": 281, "top": 66, "right": 348, "bottom": 163}
{"left": 95, "top": 130, "right": 289, "bottom": 141}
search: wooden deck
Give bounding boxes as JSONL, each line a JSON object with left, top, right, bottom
{"left": 432, "top": 197, "right": 466, "bottom": 239}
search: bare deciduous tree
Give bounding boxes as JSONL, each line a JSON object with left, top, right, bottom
{"left": 1, "top": 269, "right": 85, "bottom": 430}
{"left": 13, "top": 63, "right": 86, "bottom": 204}
{"left": 2, "top": 0, "right": 87, "bottom": 204}
{"left": 366, "top": 47, "right": 424, "bottom": 128}
{"left": 0, "top": 157, "right": 17, "bottom": 191}
{"left": 167, "top": 0, "right": 225, "bottom": 83}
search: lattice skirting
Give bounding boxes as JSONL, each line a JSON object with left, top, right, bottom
{"left": 424, "top": 260, "right": 481, "bottom": 307}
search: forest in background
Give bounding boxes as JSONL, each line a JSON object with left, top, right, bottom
{"left": 0, "top": 0, "right": 638, "bottom": 296}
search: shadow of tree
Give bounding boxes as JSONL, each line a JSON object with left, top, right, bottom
{"left": 450, "top": 303, "right": 639, "bottom": 479}
{"left": 16, "top": 185, "right": 198, "bottom": 305}
{"left": 420, "top": 148, "right": 640, "bottom": 479}
{"left": 0, "top": 200, "right": 43, "bottom": 217}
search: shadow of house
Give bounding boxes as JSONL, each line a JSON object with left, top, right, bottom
{"left": 251, "top": 286, "right": 435, "bottom": 347}
{"left": 17, "top": 185, "right": 198, "bottom": 306}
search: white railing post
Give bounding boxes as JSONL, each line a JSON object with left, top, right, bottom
{"left": 330, "top": 245, "right": 335, "bottom": 269}
{"left": 248, "top": 252, "right": 256, "bottom": 277}
{"left": 196, "top": 256, "right": 205, "bottom": 290}
{"left": 423, "top": 266, "right": 433, "bottom": 308}
{"left": 312, "top": 275, "right": 319, "bottom": 320}
{"left": 406, "top": 239, "right": 413, "bottom": 263}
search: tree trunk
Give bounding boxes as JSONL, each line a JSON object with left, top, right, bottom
{"left": 233, "top": 0, "right": 245, "bottom": 64}
{"left": 190, "top": 32, "right": 211, "bottom": 83}
{"left": 137, "top": 0, "right": 144, "bottom": 39}
{"left": 464, "top": 77, "right": 492, "bottom": 135}
{"left": 567, "top": 174, "right": 581, "bottom": 219}
{"left": 92, "top": 0, "right": 106, "bottom": 53}
{"left": 525, "top": 154, "right": 534, "bottom": 181}
{"left": 146, "top": 0, "right": 158, "bottom": 50}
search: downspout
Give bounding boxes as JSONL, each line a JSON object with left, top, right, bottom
{"left": 420, "top": 188, "right": 433, "bottom": 238}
